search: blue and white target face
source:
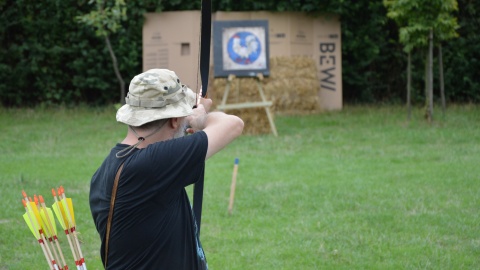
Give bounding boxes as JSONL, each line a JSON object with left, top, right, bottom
{"left": 220, "top": 25, "right": 268, "bottom": 73}
{"left": 226, "top": 31, "right": 262, "bottom": 65}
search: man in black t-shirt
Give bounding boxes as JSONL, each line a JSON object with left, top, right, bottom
{"left": 89, "top": 69, "right": 244, "bottom": 269}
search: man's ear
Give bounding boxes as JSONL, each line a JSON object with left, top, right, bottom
{"left": 169, "top": 118, "right": 179, "bottom": 129}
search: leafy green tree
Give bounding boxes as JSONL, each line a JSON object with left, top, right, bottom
{"left": 443, "top": 0, "right": 480, "bottom": 103}
{"left": 384, "top": 0, "right": 459, "bottom": 121}
{"left": 77, "top": 0, "right": 127, "bottom": 104}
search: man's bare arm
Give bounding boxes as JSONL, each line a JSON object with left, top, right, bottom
{"left": 186, "top": 102, "right": 244, "bottom": 160}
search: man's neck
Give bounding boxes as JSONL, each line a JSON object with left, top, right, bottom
{"left": 121, "top": 126, "right": 173, "bottom": 148}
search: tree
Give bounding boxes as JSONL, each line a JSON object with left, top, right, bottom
{"left": 76, "top": 0, "right": 127, "bottom": 104}
{"left": 384, "top": 0, "right": 459, "bottom": 121}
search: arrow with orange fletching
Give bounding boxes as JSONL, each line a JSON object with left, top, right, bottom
{"left": 52, "top": 187, "right": 87, "bottom": 270}
{"left": 22, "top": 190, "right": 60, "bottom": 270}
{"left": 38, "top": 195, "right": 69, "bottom": 270}
{"left": 34, "top": 194, "right": 64, "bottom": 270}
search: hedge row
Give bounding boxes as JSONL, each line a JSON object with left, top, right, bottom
{"left": 0, "top": 0, "right": 478, "bottom": 106}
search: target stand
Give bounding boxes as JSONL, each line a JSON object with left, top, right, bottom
{"left": 217, "top": 73, "right": 278, "bottom": 136}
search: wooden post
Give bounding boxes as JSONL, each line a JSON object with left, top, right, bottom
{"left": 228, "top": 158, "right": 239, "bottom": 215}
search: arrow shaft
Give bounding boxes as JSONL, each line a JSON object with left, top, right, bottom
{"left": 23, "top": 197, "right": 56, "bottom": 269}
{"left": 42, "top": 202, "right": 68, "bottom": 269}
{"left": 60, "top": 189, "right": 86, "bottom": 269}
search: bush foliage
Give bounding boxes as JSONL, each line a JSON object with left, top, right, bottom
{"left": 0, "top": 0, "right": 478, "bottom": 106}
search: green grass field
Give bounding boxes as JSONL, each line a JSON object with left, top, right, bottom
{"left": 0, "top": 105, "right": 479, "bottom": 269}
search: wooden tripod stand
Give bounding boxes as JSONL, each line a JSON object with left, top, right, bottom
{"left": 217, "top": 73, "right": 278, "bottom": 136}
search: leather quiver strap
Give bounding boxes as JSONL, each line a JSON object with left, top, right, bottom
{"left": 104, "top": 162, "right": 124, "bottom": 269}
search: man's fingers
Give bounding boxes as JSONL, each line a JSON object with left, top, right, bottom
{"left": 199, "top": 98, "right": 213, "bottom": 112}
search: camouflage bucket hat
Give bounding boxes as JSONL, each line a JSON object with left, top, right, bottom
{"left": 116, "top": 69, "right": 196, "bottom": 127}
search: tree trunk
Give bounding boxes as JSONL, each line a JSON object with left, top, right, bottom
{"left": 407, "top": 51, "right": 412, "bottom": 121}
{"left": 426, "top": 29, "right": 434, "bottom": 122}
{"left": 105, "top": 35, "right": 126, "bottom": 104}
{"left": 424, "top": 51, "right": 429, "bottom": 120}
{"left": 438, "top": 44, "right": 446, "bottom": 118}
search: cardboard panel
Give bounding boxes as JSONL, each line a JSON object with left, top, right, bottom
{"left": 214, "top": 11, "right": 251, "bottom": 21}
{"left": 251, "top": 12, "right": 290, "bottom": 58}
{"left": 143, "top": 12, "right": 201, "bottom": 89}
{"left": 288, "top": 12, "right": 314, "bottom": 56}
{"left": 313, "top": 15, "right": 342, "bottom": 110}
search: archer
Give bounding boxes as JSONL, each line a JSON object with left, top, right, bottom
{"left": 89, "top": 68, "right": 244, "bottom": 269}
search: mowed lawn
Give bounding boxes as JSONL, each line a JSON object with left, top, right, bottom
{"left": 0, "top": 105, "right": 478, "bottom": 269}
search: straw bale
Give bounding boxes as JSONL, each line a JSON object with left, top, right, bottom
{"left": 209, "top": 56, "right": 320, "bottom": 135}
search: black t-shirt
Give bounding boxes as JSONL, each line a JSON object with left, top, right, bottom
{"left": 89, "top": 131, "right": 208, "bottom": 269}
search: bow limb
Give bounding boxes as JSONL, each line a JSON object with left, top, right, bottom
{"left": 193, "top": 0, "right": 211, "bottom": 236}
{"left": 199, "top": 0, "right": 211, "bottom": 98}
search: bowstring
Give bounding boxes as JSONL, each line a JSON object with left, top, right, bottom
{"left": 195, "top": 0, "right": 203, "bottom": 105}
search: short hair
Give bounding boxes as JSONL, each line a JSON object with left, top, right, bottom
{"left": 136, "top": 118, "right": 169, "bottom": 131}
